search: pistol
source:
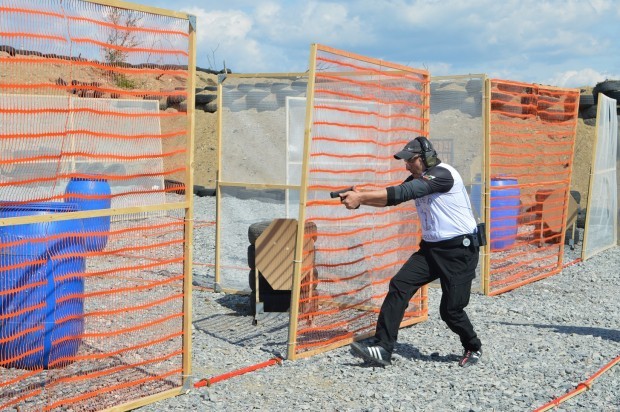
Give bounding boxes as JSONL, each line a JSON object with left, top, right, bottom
{"left": 330, "top": 187, "right": 354, "bottom": 198}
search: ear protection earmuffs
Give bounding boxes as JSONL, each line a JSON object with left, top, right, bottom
{"left": 415, "top": 136, "right": 438, "bottom": 168}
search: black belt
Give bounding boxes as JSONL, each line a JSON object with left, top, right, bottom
{"left": 424, "top": 233, "right": 478, "bottom": 248}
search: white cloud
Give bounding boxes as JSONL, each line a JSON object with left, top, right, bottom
{"left": 185, "top": 7, "right": 269, "bottom": 71}
{"left": 546, "top": 68, "right": 620, "bottom": 88}
{"left": 185, "top": 8, "right": 254, "bottom": 44}
{"left": 164, "top": 0, "right": 619, "bottom": 83}
{"left": 253, "top": 2, "right": 374, "bottom": 47}
{"left": 255, "top": 1, "right": 280, "bottom": 26}
{"left": 398, "top": 0, "right": 477, "bottom": 27}
{"left": 182, "top": 2, "right": 376, "bottom": 72}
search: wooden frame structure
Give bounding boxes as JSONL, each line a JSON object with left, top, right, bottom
{"left": 426, "top": 76, "right": 580, "bottom": 295}
{"left": 0, "top": 1, "right": 196, "bottom": 410}
{"left": 288, "top": 45, "right": 431, "bottom": 360}
{"left": 484, "top": 80, "right": 580, "bottom": 295}
{"left": 214, "top": 44, "right": 431, "bottom": 361}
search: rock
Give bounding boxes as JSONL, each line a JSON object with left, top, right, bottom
{"left": 195, "top": 92, "right": 217, "bottom": 105}
{"left": 204, "top": 101, "right": 217, "bottom": 113}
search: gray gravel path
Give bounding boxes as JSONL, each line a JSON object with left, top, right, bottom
{"left": 136, "top": 196, "right": 619, "bottom": 412}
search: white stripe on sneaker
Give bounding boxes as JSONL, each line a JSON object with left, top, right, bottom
{"left": 369, "top": 346, "right": 382, "bottom": 361}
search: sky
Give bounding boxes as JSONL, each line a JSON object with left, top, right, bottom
{"left": 135, "top": 0, "right": 619, "bottom": 88}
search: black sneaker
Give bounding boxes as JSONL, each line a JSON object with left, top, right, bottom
{"left": 350, "top": 341, "right": 392, "bottom": 366}
{"left": 459, "top": 349, "right": 482, "bottom": 367}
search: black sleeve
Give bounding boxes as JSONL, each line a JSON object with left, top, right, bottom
{"left": 386, "top": 165, "right": 454, "bottom": 206}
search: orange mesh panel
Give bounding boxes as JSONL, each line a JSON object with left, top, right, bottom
{"left": 0, "top": 1, "right": 190, "bottom": 206}
{"left": 1, "top": 1, "right": 191, "bottom": 410}
{"left": 293, "top": 45, "right": 429, "bottom": 356}
{"left": 1, "top": 209, "right": 185, "bottom": 411}
{"left": 487, "top": 79, "right": 579, "bottom": 295}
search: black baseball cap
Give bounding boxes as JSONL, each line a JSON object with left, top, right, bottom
{"left": 393, "top": 138, "right": 423, "bottom": 160}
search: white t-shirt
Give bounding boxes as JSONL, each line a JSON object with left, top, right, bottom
{"left": 386, "top": 162, "right": 477, "bottom": 242}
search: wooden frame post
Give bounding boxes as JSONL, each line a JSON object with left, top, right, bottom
{"left": 482, "top": 77, "right": 491, "bottom": 295}
{"left": 214, "top": 76, "right": 224, "bottom": 289}
{"left": 286, "top": 44, "right": 318, "bottom": 360}
{"left": 180, "top": 15, "right": 197, "bottom": 392}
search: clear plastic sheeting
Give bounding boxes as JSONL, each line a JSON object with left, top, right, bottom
{"left": 429, "top": 75, "right": 485, "bottom": 288}
{"left": 430, "top": 75, "right": 485, "bottom": 224}
{"left": 219, "top": 75, "right": 308, "bottom": 186}
{"left": 216, "top": 185, "right": 291, "bottom": 292}
{"left": 217, "top": 74, "right": 309, "bottom": 292}
{"left": 582, "top": 94, "right": 618, "bottom": 259}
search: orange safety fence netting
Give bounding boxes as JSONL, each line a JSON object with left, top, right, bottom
{"left": 1, "top": 209, "right": 187, "bottom": 411}
{"left": 292, "top": 45, "right": 430, "bottom": 356}
{"left": 486, "top": 79, "right": 579, "bottom": 295}
{"left": 1, "top": 1, "right": 192, "bottom": 410}
{"left": 0, "top": 0, "right": 191, "bottom": 207}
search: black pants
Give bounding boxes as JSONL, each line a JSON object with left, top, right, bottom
{"left": 375, "top": 237, "right": 481, "bottom": 353}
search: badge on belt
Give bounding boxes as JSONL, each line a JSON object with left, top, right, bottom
{"left": 462, "top": 237, "right": 471, "bottom": 247}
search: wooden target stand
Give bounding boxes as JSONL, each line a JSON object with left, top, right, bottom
{"left": 253, "top": 218, "right": 317, "bottom": 325}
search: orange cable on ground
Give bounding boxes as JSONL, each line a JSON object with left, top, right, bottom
{"left": 533, "top": 355, "right": 620, "bottom": 411}
{"left": 194, "top": 357, "right": 282, "bottom": 388}
{"left": 562, "top": 258, "right": 582, "bottom": 268}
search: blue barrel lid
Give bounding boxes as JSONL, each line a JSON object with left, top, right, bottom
{"left": 0, "top": 202, "right": 78, "bottom": 216}
{"left": 490, "top": 176, "right": 518, "bottom": 185}
{"left": 69, "top": 175, "right": 109, "bottom": 182}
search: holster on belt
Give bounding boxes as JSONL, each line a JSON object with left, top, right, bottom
{"left": 475, "top": 222, "right": 487, "bottom": 247}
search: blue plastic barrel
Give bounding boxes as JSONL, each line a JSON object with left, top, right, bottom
{"left": 469, "top": 177, "right": 521, "bottom": 250}
{"left": 490, "top": 177, "right": 520, "bottom": 250}
{"left": 0, "top": 203, "right": 85, "bottom": 370}
{"left": 65, "top": 177, "right": 111, "bottom": 252}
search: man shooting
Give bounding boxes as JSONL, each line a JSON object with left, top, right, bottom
{"left": 338, "top": 136, "right": 483, "bottom": 367}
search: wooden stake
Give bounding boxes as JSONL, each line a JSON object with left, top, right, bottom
{"left": 0, "top": 202, "right": 189, "bottom": 227}
{"left": 483, "top": 77, "right": 491, "bottom": 295}
{"left": 180, "top": 16, "right": 197, "bottom": 392}
{"left": 557, "top": 89, "right": 581, "bottom": 265}
{"left": 214, "top": 75, "right": 224, "bottom": 287}
{"left": 101, "top": 387, "right": 186, "bottom": 412}
{"left": 286, "top": 44, "right": 318, "bottom": 361}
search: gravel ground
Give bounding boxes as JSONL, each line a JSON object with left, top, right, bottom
{"left": 137, "top": 196, "right": 619, "bottom": 412}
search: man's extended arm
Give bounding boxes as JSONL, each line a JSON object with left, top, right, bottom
{"left": 341, "top": 167, "right": 453, "bottom": 209}
{"left": 340, "top": 188, "right": 388, "bottom": 209}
